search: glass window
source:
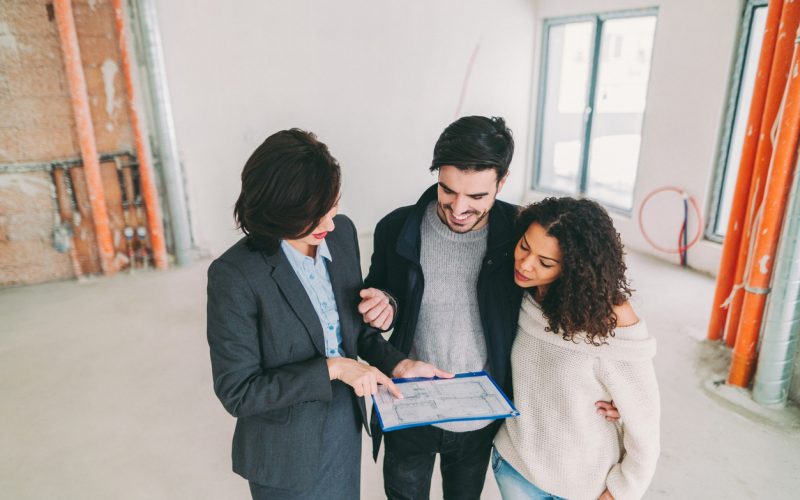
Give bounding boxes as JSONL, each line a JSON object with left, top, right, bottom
{"left": 534, "top": 10, "right": 658, "bottom": 211}
{"left": 711, "top": 1, "right": 768, "bottom": 238}
{"left": 537, "top": 22, "right": 594, "bottom": 195}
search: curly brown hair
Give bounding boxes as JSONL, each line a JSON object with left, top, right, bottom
{"left": 516, "top": 197, "right": 633, "bottom": 345}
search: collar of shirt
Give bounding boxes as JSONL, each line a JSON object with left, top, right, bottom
{"left": 280, "top": 239, "right": 333, "bottom": 266}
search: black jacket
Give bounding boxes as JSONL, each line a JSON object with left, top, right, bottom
{"left": 364, "top": 184, "right": 523, "bottom": 457}
{"left": 207, "top": 214, "right": 406, "bottom": 489}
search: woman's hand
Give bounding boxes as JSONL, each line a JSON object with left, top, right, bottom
{"left": 327, "top": 358, "right": 403, "bottom": 398}
{"left": 598, "top": 488, "right": 615, "bottom": 500}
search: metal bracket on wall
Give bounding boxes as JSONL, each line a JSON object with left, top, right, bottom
{"left": 0, "top": 151, "right": 137, "bottom": 174}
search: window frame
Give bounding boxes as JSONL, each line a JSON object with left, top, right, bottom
{"left": 705, "top": 0, "right": 769, "bottom": 243}
{"left": 531, "top": 7, "right": 659, "bottom": 215}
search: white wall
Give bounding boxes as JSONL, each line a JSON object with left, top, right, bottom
{"left": 154, "top": 0, "right": 744, "bottom": 277}
{"left": 525, "top": 0, "right": 743, "bottom": 275}
{"left": 152, "top": 0, "right": 537, "bottom": 255}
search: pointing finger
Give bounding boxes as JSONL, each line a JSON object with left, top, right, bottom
{"left": 377, "top": 372, "right": 403, "bottom": 399}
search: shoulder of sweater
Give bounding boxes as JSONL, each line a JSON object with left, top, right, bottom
{"left": 517, "top": 295, "right": 656, "bottom": 361}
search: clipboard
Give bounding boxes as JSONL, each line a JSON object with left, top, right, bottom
{"left": 371, "top": 371, "right": 519, "bottom": 432}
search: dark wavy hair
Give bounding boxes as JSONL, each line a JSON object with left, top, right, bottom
{"left": 516, "top": 197, "right": 633, "bottom": 345}
{"left": 429, "top": 116, "right": 514, "bottom": 181}
{"left": 234, "top": 129, "right": 341, "bottom": 254}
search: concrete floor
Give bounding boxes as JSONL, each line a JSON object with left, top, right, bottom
{"left": 1, "top": 250, "right": 799, "bottom": 499}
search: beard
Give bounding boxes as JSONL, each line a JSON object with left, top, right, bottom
{"left": 436, "top": 202, "right": 489, "bottom": 233}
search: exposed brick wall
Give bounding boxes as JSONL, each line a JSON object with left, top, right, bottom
{"left": 0, "top": 171, "right": 72, "bottom": 285}
{"left": 1, "top": 1, "right": 78, "bottom": 162}
{"left": 0, "top": 0, "right": 135, "bottom": 286}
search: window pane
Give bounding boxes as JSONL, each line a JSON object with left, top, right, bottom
{"left": 586, "top": 16, "right": 657, "bottom": 210}
{"left": 536, "top": 22, "right": 594, "bottom": 194}
{"left": 715, "top": 5, "right": 768, "bottom": 235}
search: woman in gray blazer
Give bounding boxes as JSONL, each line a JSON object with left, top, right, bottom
{"left": 207, "top": 129, "right": 446, "bottom": 499}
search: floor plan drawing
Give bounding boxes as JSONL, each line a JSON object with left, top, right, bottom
{"left": 372, "top": 372, "right": 519, "bottom": 431}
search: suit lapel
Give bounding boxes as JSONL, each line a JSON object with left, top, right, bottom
{"left": 265, "top": 250, "right": 326, "bottom": 356}
{"left": 326, "top": 236, "right": 358, "bottom": 359}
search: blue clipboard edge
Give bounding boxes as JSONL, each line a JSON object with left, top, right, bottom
{"left": 370, "top": 370, "right": 520, "bottom": 432}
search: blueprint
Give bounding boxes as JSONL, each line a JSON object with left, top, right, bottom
{"left": 372, "top": 371, "right": 519, "bottom": 431}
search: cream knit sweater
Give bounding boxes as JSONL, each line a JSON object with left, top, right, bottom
{"left": 494, "top": 293, "right": 660, "bottom": 500}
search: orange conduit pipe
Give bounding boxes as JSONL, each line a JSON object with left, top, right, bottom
{"left": 111, "top": 0, "right": 168, "bottom": 270}
{"left": 708, "top": 0, "right": 784, "bottom": 341}
{"left": 723, "top": 0, "right": 800, "bottom": 347}
{"left": 53, "top": 0, "right": 116, "bottom": 275}
{"left": 729, "top": 26, "right": 800, "bottom": 388}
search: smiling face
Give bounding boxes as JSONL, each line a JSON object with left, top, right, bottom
{"left": 514, "top": 222, "right": 563, "bottom": 293}
{"left": 285, "top": 201, "right": 339, "bottom": 257}
{"left": 436, "top": 165, "right": 507, "bottom": 233}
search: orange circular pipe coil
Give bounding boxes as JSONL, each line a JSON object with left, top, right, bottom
{"left": 638, "top": 187, "right": 703, "bottom": 254}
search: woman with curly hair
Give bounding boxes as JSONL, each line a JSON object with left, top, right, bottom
{"left": 492, "top": 197, "right": 660, "bottom": 500}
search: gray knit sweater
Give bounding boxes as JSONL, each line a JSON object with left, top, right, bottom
{"left": 410, "top": 202, "right": 492, "bottom": 432}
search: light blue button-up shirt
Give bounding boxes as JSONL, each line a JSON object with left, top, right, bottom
{"left": 281, "top": 240, "right": 344, "bottom": 358}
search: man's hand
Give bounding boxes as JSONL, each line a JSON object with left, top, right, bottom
{"left": 598, "top": 488, "right": 615, "bottom": 500}
{"left": 358, "top": 288, "right": 394, "bottom": 330}
{"left": 327, "top": 358, "right": 403, "bottom": 399}
{"left": 596, "top": 400, "right": 620, "bottom": 422}
{"left": 391, "top": 359, "right": 454, "bottom": 379}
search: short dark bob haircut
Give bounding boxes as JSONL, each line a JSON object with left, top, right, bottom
{"left": 515, "top": 197, "right": 633, "bottom": 345}
{"left": 430, "top": 116, "right": 514, "bottom": 181}
{"left": 234, "top": 128, "right": 341, "bottom": 254}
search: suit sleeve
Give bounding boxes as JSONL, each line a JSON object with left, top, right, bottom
{"left": 363, "top": 218, "right": 388, "bottom": 290}
{"left": 206, "top": 259, "right": 333, "bottom": 418}
{"left": 363, "top": 218, "right": 400, "bottom": 332}
{"left": 601, "top": 357, "right": 661, "bottom": 500}
{"left": 347, "top": 218, "right": 406, "bottom": 375}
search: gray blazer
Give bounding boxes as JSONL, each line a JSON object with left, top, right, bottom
{"left": 207, "top": 214, "right": 405, "bottom": 489}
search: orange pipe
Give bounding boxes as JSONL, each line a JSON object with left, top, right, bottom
{"left": 729, "top": 26, "right": 800, "bottom": 387}
{"left": 708, "top": 0, "right": 784, "bottom": 341}
{"left": 111, "top": 0, "right": 169, "bottom": 270}
{"left": 53, "top": 0, "right": 116, "bottom": 275}
{"left": 723, "top": 0, "right": 800, "bottom": 347}
{"left": 52, "top": 167, "right": 84, "bottom": 279}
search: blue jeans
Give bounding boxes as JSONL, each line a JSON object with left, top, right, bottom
{"left": 492, "top": 447, "right": 566, "bottom": 500}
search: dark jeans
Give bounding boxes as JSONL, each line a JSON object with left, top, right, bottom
{"left": 383, "top": 421, "right": 500, "bottom": 500}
